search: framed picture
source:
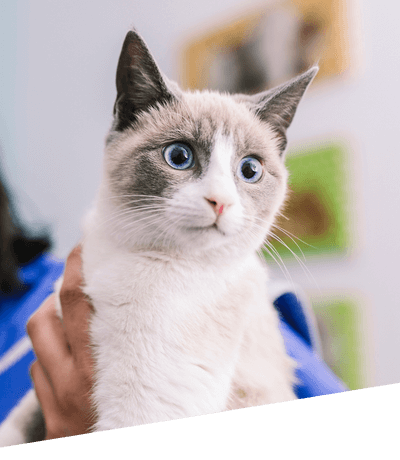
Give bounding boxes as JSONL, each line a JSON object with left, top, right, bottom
{"left": 312, "top": 297, "right": 364, "bottom": 390}
{"left": 262, "top": 142, "right": 351, "bottom": 261}
{"left": 181, "top": 0, "right": 350, "bottom": 93}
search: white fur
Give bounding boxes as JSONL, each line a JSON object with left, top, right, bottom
{"left": 80, "top": 231, "right": 295, "bottom": 430}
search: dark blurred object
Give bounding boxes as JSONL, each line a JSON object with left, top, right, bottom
{"left": 0, "top": 176, "right": 51, "bottom": 295}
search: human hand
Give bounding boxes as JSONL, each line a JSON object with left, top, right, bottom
{"left": 27, "top": 246, "right": 96, "bottom": 439}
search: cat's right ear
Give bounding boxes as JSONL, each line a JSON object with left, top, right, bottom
{"left": 113, "top": 30, "right": 179, "bottom": 131}
{"left": 242, "top": 67, "right": 318, "bottom": 155}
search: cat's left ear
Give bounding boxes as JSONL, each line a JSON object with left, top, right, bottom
{"left": 248, "top": 67, "right": 318, "bottom": 154}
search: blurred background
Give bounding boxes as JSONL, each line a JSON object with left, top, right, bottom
{"left": 0, "top": 0, "right": 399, "bottom": 391}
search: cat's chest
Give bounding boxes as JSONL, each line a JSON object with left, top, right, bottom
{"left": 83, "top": 248, "right": 264, "bottom": 357}
{"left": 84, "top": 250, "right": 253, "bottom": 313}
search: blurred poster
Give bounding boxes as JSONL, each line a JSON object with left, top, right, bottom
{"left": 264, "top": 143, "right": 351, "bottom": 260}
{"left": 182, "top": 0, "right": 350, "bottom": 93}
{"left": 313, "top": 297, "right": 364, "bottom": 390}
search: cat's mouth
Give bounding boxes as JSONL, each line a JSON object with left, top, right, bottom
{"left": 187, "top": 223, "right": 226, "bottom": 236}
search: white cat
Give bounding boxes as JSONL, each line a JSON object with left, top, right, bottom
{"left": 0, "top": 30, "right": 317, "bottom": 445}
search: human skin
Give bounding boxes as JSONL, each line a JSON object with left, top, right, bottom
{"left": 27, "top": 246, "right": 96, "bottom": 439}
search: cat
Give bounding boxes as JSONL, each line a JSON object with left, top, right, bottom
{"left": 0, "top": 30, "right": 317, "bottom": 446}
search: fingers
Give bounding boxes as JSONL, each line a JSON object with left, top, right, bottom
{"left": 60, "top": 246, "right": 93, "bottom": 374}
{"left": 28, "top": 246, "right": 94, "bottom": 390}
{"left": 27, "top": 295, "right": 71, "bottom": 389}
{"left": 59, "top": 246, "right": 85, "bottom": 299}
{"left": 30, "top": 361, "right": 57, "bottom": 431}
{"left": 27, "top": 246, "right": 96, "bottom": 439}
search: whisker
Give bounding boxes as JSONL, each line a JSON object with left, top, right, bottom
{"left": 114, "top": 208, "right": 168, "bottom": 234}
{"left": 276, "top": 211, "right": 290, "bottom": 221}
{"left": 268, "top": 231, "right": 319, "bottom": 290}
{"left": 155, "top": 214, "right": 187, "bottom": 251}
{"left": 110, "top": 212, "right": 169, "bottom": 245}
{"left": 95, "top": 194, "right": 170, "bottom": 206}
{"left": 162, "top": 213, "right": 193, "bottom": 249}
{"left": 242, "top": 224, "right": 291, "bottom": 287}
{"left": 270, "top": 224, "right": 307, "bottom": 262}
{"left": 150, "top": 215, "right": 178, "bottom": 244}
{"left": 244, "top": 215, "right": 318, "bottom": 289}
{"left": 114, "top": 206, "right": 196, "bottom": 249}
{"left": 271, "top": 223, "right": 316, "bottom": 250}
{"left": 81, "top": 205, "right": 169, "bottom": 245}
{"left": 263, "top": 239, "right": 295, "bottom": 292}
{"left": 240, "top": 215, "right": 312, "bottom": 295}
{"left": 104, "top": 205, "right": 167, "bottom": 224}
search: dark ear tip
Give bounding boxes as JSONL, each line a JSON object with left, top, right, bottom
{"left": 124, "top": 29, "right": 139, "bottom": 43}
{"left": 304, "top": 66, "right": 319, "bottom": 81}
{"left": 123, "top": 29, "right": 148, "bottom": 49}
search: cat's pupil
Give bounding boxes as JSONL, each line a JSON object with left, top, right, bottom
{"left": 242, "top": 161, "right": 257, "bottom": 179}
{"left": 171, "top": 146, "right": 189, "bottom": 165}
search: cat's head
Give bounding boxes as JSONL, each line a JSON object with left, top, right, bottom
{"left": 101, "top": 31, "right": 317, "bottom": 257}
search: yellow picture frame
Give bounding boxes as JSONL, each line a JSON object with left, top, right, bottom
{"left": 181, "top": 0, "right": 350, "bottom": 92}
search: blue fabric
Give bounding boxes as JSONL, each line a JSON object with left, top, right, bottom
{"left": 274, "top": 292, "right": 314, "bottom": 349}
{"left": 274, "top": 292, "right": 348, "bottom": 397}
{"left": 0, "top": 254, "right": 64, "bottom": 423}
{"left": 0, "top": 258, "right": 346, "bottom": 424}
{"left": 279, "top": 320, "right": 348, "bottom": 398}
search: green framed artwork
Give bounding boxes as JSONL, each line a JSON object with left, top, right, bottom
{"left": 262, "top": 142, "right": 350, "bottom": 261}
{"left": 312, "top": 297, "right": 364, "bottom": 390}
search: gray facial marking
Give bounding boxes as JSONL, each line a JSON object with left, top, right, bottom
{"left": 131, "top": 155, "right": 171, "bottom": 198}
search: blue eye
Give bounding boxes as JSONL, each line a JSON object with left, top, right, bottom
{"left": 238, "top": 157, "right": 263, "bottom": 183}
{"left": 163, "top": 143, "right": 194, "bottom": 170}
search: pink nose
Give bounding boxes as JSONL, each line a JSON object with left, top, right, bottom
{"left": 205, "top": 197, "right": 225, "bottom": 215}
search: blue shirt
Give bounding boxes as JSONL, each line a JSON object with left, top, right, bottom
{"left": 0, "top": 254, "right": 64, "bottom": 423}
{"left": 0, "top": 256, "right": 347, "bottom": 424}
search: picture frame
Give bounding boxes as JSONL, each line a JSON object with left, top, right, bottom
{"left": 181, "top": 0, "right": 350, "bottom": 93}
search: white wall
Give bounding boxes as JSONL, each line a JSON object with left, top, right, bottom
{"left": 1, "top": 0, "right": 400, "bottom": 388}
{"left": 284, "top": 0, "right": 400, "bottom": 389}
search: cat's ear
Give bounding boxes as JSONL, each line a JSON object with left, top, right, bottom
{"left": 249, "top": 67, "right": 318, "bottom": 153}
{"left": 113, "top": 30, "right": 179, "bottom": 131}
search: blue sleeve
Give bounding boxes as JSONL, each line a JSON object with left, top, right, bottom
{"left": 272, "top": 289, "right": 348, "bottom": 398}
{"left": 0, "top": 255, "right": 65, "bottom": 423}
{"left": 279, "top": 319, "right": 348, "bottom": 398}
